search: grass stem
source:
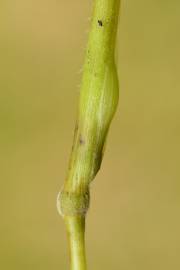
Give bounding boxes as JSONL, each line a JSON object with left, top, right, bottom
{"left": 57, "top": 1, "right": 121, "bottom": 269}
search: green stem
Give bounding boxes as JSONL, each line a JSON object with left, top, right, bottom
{"left": 65, "top": 217, "right": 86, "bottom": 270}
{"left": 57, "top": 1, "right": 121, "bottom": 269}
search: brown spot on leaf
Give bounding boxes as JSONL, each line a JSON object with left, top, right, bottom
{"left": 79, "top": 135, "right": 85, "bottom": 145}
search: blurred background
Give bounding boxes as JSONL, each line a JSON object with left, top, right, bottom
{"left": 0, "top": 0, "right": 180, "bottom": 269}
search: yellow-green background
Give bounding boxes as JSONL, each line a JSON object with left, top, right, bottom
{"left": 1, "top": 1, "right": 180, "bottom": 269}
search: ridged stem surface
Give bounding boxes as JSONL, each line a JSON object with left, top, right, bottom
{"left": 57, "top": 1, "right": 121, "bottom": 269}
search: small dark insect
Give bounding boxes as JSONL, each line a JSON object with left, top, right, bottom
{"left": 98, "top": 20, "right": 103, "bottom": 27}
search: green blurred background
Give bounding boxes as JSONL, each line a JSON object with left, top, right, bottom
{"left": 1, "top": 1, "right": 180, "bottom": 269}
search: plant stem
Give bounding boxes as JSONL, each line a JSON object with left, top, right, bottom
{"left": 65, "top": 217, "right": 86, "bottom": 270}
{"left": 57, "top": 0, "right": 121, "bottom": 269}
